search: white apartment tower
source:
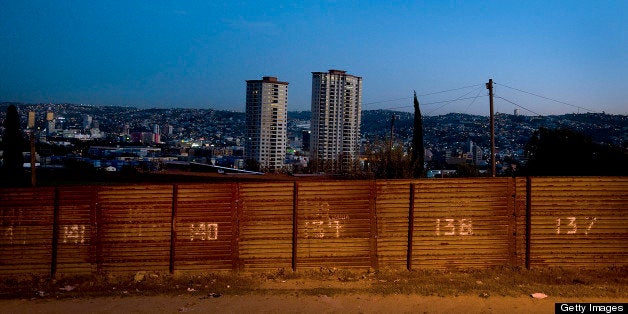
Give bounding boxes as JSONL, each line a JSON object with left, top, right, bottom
{"left": 311, "top": 69, "right": 362, "bottom": 173}
{"left": 245, "top": 76, "right": 288, "bottom": 172}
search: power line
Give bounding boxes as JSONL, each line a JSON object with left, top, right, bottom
{"left": 362, "top": 97, "right": 412, "bottom": 107}
{"left": 463, "top": 88, "right": 485, "bottom": 114}
{"left": 426, "top": 86, "right": 484, "bottom": 115}
{"left": 495, "top": 96, "right": 542, "bottom": 116}
{"left": 376, "top": 95, "right": 487, "bottom": 111}
{"left": 416, "top": 83, "right": 484, "bottom": 97}
{"left": 362, "top": 83, "right": 483, "bottom": 107}
{"left": 494, "top": 82, "right": 598, "bottom": 113}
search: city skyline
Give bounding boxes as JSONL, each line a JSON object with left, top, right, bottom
{"left": 1, "top": 1, "right": 626, "bottom": 116}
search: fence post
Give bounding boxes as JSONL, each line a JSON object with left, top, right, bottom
{"left": 525, "top": 177, "right": 532, "bottom": 269}
{"left": 407, "top": 183, "right": 415, "bottom": 271}
{"left": 92, "top": 186, "right": 103, "bottom": 274}
{"left": 231, "top": 183, "right": 241, "bottom": 270}
{"left": 507, "top": 178, "right": 516, "bottom": 266}
{"left": 292, "top": 182, "right": 299, "bottom": 271}
{"left": 51, "top": 187, "right": 60, "bottom": 278}
{"left": 169, "top": 184, "right": 178, "bottom": 274}
{"left": 369, "top": 180, "right": 378, "bottom": 270}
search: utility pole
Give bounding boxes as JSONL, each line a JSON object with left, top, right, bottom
{"left": 486, "top": 79, "right": 496, "bottom": 177}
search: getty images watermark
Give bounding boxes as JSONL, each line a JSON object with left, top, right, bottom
{"left": 555, "top": 303, "right": 626, "bottom": 313}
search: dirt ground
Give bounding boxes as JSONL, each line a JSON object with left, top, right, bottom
{"left": 0, "top": 267, "right": 626, "bottom": 313}
{"left": 0, "top": 295, "right": 625, "bottom": 314}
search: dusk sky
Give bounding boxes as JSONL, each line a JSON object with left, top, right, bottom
{"left": 1, "top": 1, "right": 626, "bottom": 116}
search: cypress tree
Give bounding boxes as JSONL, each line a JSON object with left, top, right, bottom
{"left": 411, "top": 91, "right": 425, "bottom": 178}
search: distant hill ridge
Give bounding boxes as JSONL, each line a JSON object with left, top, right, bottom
{"left": 1, "top": 103, "right": 626, "bottom": 149}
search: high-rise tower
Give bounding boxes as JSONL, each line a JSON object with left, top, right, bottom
{"left": 46, "top": 107, "right": 55, "bottom": 134}
{"left": 311, "top": 69, "right": 362, "bottom": 173}
{"left": 245, "top": 76, "right": 288, "bottom": 172}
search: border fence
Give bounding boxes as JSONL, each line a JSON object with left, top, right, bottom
{"left": 1, "top": 177, "right": 626, "bottom": 276}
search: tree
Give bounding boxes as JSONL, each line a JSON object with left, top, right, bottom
{"left": 1, "top": 105, "right": 26, "bottom": 186}
{"left": 524, "top": 127, "right": 628, "bottom": 176}
{"left": 363, "top": 139, "right": 411, "bottom": 179}
{"left": 410, "top": 92, "right": 425, "bottom": 178}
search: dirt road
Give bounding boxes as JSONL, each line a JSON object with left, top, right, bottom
{"left": 1, "top": 295, "right": 625, "bottom": 314}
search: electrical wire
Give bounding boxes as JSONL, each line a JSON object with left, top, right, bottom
{"left": 426, "top": 86, "right": 484, "bottom": 115}
{"left": 495, "top": 96, "right": 542, "bottom": 116}
{"left": 362, "top": 83, "right": 483, "bottom": 107}
{"left": 463, "top": 88, "right": 485, "bottom": 114}
{"left": 362, "top": 97, "right": 412, "bottom": 107}
{"left": 375, "top": 95, "right": 487, "bottom": 111}
{"left": 416, "top": 83, "right": 484, "bottom": 97}
{"left": 494, "top": 82, "right": 597, "bottom": 113}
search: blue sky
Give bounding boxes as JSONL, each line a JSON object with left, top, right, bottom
{"left": 1, "top": 1, "right": 626, "bottom": 115}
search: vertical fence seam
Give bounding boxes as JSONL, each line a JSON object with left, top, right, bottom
{"left": 231, "top": 183, "right": 241, "bottom": 270}
{"left": 525, "top": 177, "right": 532, "bottom": 270}
{"left": 169, "top": 184, "right": 178, "bottom": 274}
{"left": 507, "top": 178, "right": 516, "bottom": 266}
{"left": 51, "top": 187, "right": 60, "bottom": 278}
{"left": 407, "top": 182, "right": 415, "bottom": 271}
{"left": 369, "top": 180, "right": 378, "bottom": 270}
{"left": 94, "top": 186, "right": 103, "bottom": 274}
{"left": 292, "top": 182, "right": 299, "bottom": 271}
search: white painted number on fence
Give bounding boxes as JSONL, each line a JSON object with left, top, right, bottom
{"left": 303, "top": 201, "right": 349, "bottom": 239}
{"left": 555, "top": 217, "right": 597, "bottom": 235}
{"left": 436, "top": 218, "right": 473, "bottom": 236}
{"left": 3, "top": 226, "right": 14, "bottom": 245}
{"left": 585, "top": 217, "right": 597, "bottom": 235}
{"left": 190, "top": 223, "right": 218, "bottom": 241}
{"left": 1, "top": 209, "right": 25, "bottom": 245}
{"left": 63, "top": 225, "right": 86, "bottom": 244}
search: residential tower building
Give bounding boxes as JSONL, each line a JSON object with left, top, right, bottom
{"left": 245, "top": 76, "right": 288, "bottom": 172}
{"left": 310, "top": 69, "right": 362, "bottom": 172}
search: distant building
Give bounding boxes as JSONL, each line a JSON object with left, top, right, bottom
{"left": 469, "top": 140, "right": 483, "bottom": 165}
{"left": 46, "top": 108, "right": 55, "bottom": 134}
{"left": 302, "top": 130, "right": 311, "bottom": 152}
{"left": 153, "top": 124, "right": 161, "bottom": 143}
{"left": 82, "top": 115, "right": 92, "bottom": 130}
{"left": 310, "top": 69, "right": 362, "bottom": 173}
{"left": 130, "top": 131, "right": 156, "bottom": 144}
{"left": 245, "top": 76, "right": 288, "bottom": 172}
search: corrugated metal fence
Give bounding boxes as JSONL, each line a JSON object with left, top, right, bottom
{"left": 0, "top": 177, "right": 626, "bottom": 276}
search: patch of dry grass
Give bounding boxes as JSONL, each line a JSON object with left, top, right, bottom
{"left": 369, "top": 266, "right": 627, "bottom": 297}
{"left": 0, "top": 266, "right": 625, "bottom": 299}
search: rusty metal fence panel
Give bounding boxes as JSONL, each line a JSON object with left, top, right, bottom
{"left": 514, "top": 177, "right": 528, "bottom": 268}
{"left": 296, "top": 181, "right": 375, "bottom": 269}
{"left": 174, "top": 183, "right": 236, "bottom": 271}
{"left": 375, "top": 180, "right": 412, "bottom": 269}
{"left": 98, "top": 185, "right": 172, "bottom": 273}
{"left": 528, "top": 177, "right": 628, "bottom": 268}
{"left": 411, "top": 178, "right": 515, "bottom": 269}
{"left": 0, "top": 188, "right": 54, "bottom": 275}
{"left": 55, "top": 186, "right": 96, "bottom": 275}
{"left": 238, "top": 182, "right": 293, "bottom": 270}
{"left": 1, "top": 177, "right": 627, "bottom": 275}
